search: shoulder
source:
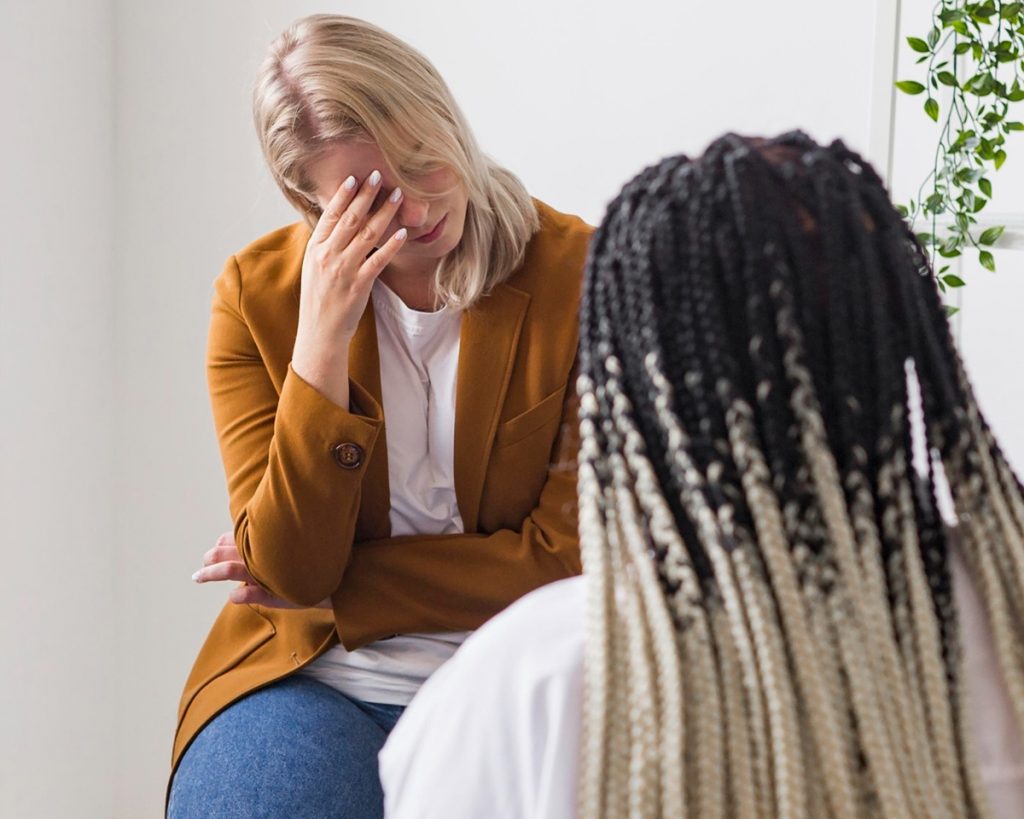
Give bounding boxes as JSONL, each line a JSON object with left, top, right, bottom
{"left": 397, "top": 575, "right": 585, "bottom": 716}
{"left": 235, "top": 221, "right": 311, "bottom": 260}
{"left": 450, "top": 575, "right": 585, "bottom": 678}
{"left": 213, "top": 222, "right": 310, "bottom": 308}
{"left": 477, "top": 574, "right": 586, "bottom": 658}
{"left": 504, "top": 198, "right": 595, "bottom": 300}
{"left": 379, "top": 576, "right": 586, "bottom": 818}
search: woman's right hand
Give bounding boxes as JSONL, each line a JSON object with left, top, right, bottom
{"left": 291, "top": 169, "right": 407, "bottom": 406}
{"left": 193, "top": 531, "right": 332, "bottom": 610}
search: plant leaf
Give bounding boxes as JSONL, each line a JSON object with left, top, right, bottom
{"left": 980, "top": 249, "right": 996, "bottom": 271}
{"left": 943, "top": 273, "right": 967, "bottom": 287}
{"left": 896, "top": 80, "right": 927, "bottom": 95}
{"left": 907, "top": 36, "right": 931, "bottom": 53}
{"left": 925, "top": 98, "right": 940, "bottom": 121}
{"left": 979, "top": 225, "right": 1005, "bottom": 244}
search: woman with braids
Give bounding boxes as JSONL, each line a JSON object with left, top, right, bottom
{"left": 168, "top": 13, "right": 591, "bottom": 818}
{"left": 379, "top": 132, "right": 1024, "bottom": 818}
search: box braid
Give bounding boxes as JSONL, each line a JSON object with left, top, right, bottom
{"left": 577, "top": 131, "right": 1024, "bottom": 818}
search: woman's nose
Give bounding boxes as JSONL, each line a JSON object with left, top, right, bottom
{"left": 398, "top": 197, "right": 430, "bottom": 229}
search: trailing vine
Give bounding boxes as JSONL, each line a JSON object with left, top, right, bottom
{"left": 896, "top": 0, "right": 1024, "bottom": 311}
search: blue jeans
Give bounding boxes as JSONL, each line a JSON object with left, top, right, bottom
{"left": 168, "top": 675, "right": 406, "bottom": 819}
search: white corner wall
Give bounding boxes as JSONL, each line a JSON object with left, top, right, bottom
{"left": 31, "top": 1, "right": 1024, "bottom": 817}
{"left": 0, "top": 1, "right": 116, "bottom": 816}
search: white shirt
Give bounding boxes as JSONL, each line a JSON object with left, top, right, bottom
{"left": 297, "top": 279, "right": 471, "bottom": 706}
{"left": 380, "top": 553, "right": 1024, "bottom": 818}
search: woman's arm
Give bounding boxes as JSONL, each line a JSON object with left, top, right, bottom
{"left": 330, "top": 379, "right": 582, "bottom": 650}
{"left": 206, "top": 254, "right": 384, "bottom": 606}
{"left": 209, "top": 257, "right": 581, "bottom": 634}
{"left": 208, "top": 173, "right": 408, "bottom": 607}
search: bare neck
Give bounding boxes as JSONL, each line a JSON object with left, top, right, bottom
{"left": 378, "top": 259, "right": 441, "bottom": 312}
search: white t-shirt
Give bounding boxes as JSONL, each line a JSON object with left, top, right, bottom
{"left": 297, "top": 279, "right": 471, "bottom": 706}
{"left": 380, "top": 552, "right": 1024, "bottom": 818}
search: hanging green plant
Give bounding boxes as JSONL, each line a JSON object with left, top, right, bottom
{"left": 896, "top": 0, "right": 1024, "bottom": 312}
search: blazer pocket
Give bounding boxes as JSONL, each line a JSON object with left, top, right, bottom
{"left": 493, "top": 385, "right": 567, "bottom": 451}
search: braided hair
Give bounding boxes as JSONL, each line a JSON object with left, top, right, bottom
{"left": 576, "top": 131, "right": 1024, "bottom": 818}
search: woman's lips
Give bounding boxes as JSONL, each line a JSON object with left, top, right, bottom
{"left": 413, "top": 213, "right": 447, "bottom": 244}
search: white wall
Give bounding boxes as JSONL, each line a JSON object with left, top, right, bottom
{"left": 0, "top": 1, "right": 116, "bottom": 816}
{"left": 22, "top": 1, "right": 1018, "bottom": 817}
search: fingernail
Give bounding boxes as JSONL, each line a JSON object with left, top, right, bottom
{"left": 395, "top": 228, "right": 407, "bottom": 240}
{"left": 389, "top": 186, "right": 403, "bottom": 203}
{"left": 369, "top": 170, "right": 382, "bottom": 187}
{"left": 343, "top": 175, "right": 356, "bottom": 190}
{"left": 192, "top": 571, "right": 201, "bottom": 582}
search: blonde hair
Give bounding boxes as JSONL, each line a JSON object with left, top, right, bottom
{"left": 253, "top": 14, "right": 538, "bottom": 309}
{"left": 576, "top": 133, "right": 1024, "bottom": 817}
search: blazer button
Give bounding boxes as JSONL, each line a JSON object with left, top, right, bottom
{"left": 332, "top": 442, "right": 364, "bottom": 469}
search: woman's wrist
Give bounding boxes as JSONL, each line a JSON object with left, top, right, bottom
{"left": 291, "top": 340, "right": 352, "bottom": 410}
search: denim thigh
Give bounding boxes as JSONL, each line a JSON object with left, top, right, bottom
{"left": 168, "top": 675, "right": 406, "bottom": 819}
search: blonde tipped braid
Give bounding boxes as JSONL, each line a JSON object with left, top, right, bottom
{"left": 773, "top": 279, "right": 916, "bottom": 816}
{"left": 955, "top": 362, "right": 1024, "bottom": 580}
{"left": 581, "top": 368, "right": 692, "bottom": 818}
{"left": 942, "top": 564, "right": 995, "bottom": 819}
{"left": 601, "top": 442, "right": 635, "bottom": 814}
{"left": 578, "top": 374, "right": 632, "bottom": 818}
{"left": 893, "top": 450, "right": 965, "bottom": 815}
{"left": 948, "top": 461, "right": 1024, "bottom": 730}
{"left": 708, "top": 600, "right": 760, "bottom": 819}
{"left": 603, "top": 493, "right": 660, "bottom": 819}
{"left": 726, "top": 394, "right": 860, "bottom": 818}
{"left": 936, "top": 341, "right": 1024, "bottom": 706}
{"left": 649, "top": 359, "right": 759, "bottom": 819}
{"left": 849, "top": 474, "right": 951, "bottom": 819}
{"left": 944, "top": 415, "right": 1024, "bottom": 718}
{"left": 870, "top": 405, "right": 958, "bottom": 819}
{"left": 722, "top": 502, "right": 806, "bottom": 819}
{"left": 614, "top": 383, "right": 687, "bottom": 817}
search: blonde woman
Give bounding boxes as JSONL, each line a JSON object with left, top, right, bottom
{"left": 167, "top": 14, "right": 592, "bottom": 818}
{"left": 379, "top": 133, "right": 1024, "bottom": 818}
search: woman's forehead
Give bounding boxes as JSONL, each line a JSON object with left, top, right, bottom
{"left": 309, "top": 140, "right": 387, "bottom": 183}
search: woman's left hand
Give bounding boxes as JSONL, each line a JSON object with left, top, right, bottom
{"left": 193, "top": 531, "right": 332, "bottom": 610}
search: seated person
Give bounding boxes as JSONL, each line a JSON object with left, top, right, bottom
{"left": 379, "top": 132, "right": 1024, "bottom": 818}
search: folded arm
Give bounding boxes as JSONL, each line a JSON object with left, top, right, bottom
{"left": 208, "top": 255, "right": 383, "bottom": 606}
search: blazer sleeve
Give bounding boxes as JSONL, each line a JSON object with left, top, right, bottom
{"left": 207, "top": 254, "right": 385, "bottom": 606}
{"left": 330, "top": 373, "right": 582, "bottom": 650}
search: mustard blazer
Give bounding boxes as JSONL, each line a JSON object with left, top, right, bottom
{"left": 170, "top": 199, "right": 594, "bottom": 790}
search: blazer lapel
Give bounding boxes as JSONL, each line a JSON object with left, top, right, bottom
{"left": 348, "top": 302, "right": 392, "bottom": 540}
{"left": 454, "top": 283, "right": 531, "bottom": 533}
